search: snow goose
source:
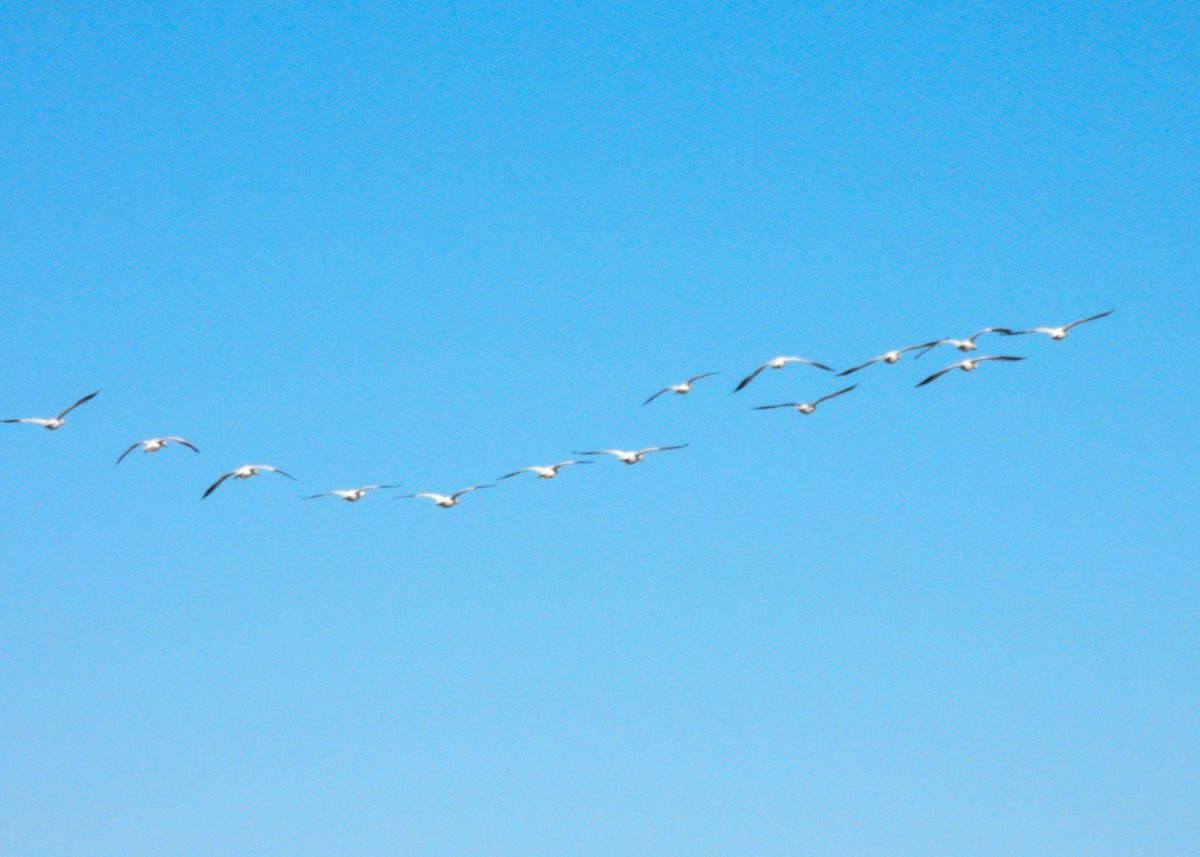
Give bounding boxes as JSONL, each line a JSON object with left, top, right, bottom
{"left": 3, "top": 391, "right": 98, "bottom": 431}
{"left": 304, "top": 485, "right": 398, "bottom": 502}
{"left": 753, "top": 384, "right": 858, "bottom": 415}
{"left": 916, "top": 356, "right": 1025, "bottom": 387}
{"left": 1005, "top": 309, "right": 1113, "bottom": 340}
{"left": 735, "top": 357, "right": 833, "bottom": 392}
{"left": 498, "top": 461, "right": 592, "bottom": 481}
{"left": 203, "top": 464, "right": 296, "bottom": 499}
{"left": 571, "top": 444, "right": 688, "bottom": 465}
{"left": 115, "top": 436, "right": 199, "bottom": 466}
{"left": 914, "top": 328, "right": 1016, "bottom": 359}
{"left": 643, "top": 372, "right": 720, "bottom": 405}
{"left": 837, "top": 345, "right": 936, "bottom": 376}
{"left": 398, "top": 485, "right": 494, "bottom": 508}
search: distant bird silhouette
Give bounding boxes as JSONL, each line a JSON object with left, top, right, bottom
{"left": 572, "top": 444, "right": 689, "bottom": 465}
{"left": 734, "top": 356, "right": 834, "bottom": 392}
{"left": 115, "top": 436, "right": 199, "bottom": 466}
{"left": 203, "top": 464, "right": 296, "bottom": 499}
{"left": 753, "top": 384, "right": 858, "bottom": 415}
{"left": 643, "top": 372, "right": 720, "bottom": 405}
{"left": 304, "top": 485, "right": 398, "bottom": 502}
{"left": 498, "top": 461, "right": 592, "bottom": 481}
{"left": 916, "top": 356, "right": 1025, "bottom": 387}
{"left": 1004, "top": 309, "right": 1114, "bottom": 340}
{"left": 838, "top": 345, "right": 936, "bottom": 376}
{"left": 3, "top": 391, "right": 98, "bottom": 430}
{"left": 398, "top": 485, "right": 494, "bottom": 508}
{"left": 913, "top": 328, "right": 1015, "bottom": 359}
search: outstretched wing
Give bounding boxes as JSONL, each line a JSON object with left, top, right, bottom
{"left": 1065, "top": 309, "right": 1114, "bottom": 330}
{"left": 114, "top": 442, "right": 143, "bottom": 466}
{"left": 734, "top": 364, "right": 767, "bottom": 392}
{"left": 202, "top": 472, "right": 234, "bottom": 499}
{"left": 57, "top": 391, "right": 99, "bottom": 420}
{"left": 813, "top": 384, "right": 858, "bottom": 406}
{"left": 165, "top": 437, "right": 201, "bottom": 453}
{"left": 916, "top": 365, "right": 959, "bottom": 388}
{"left": 642, "top": 388, "right": 671, "bottom": 406}
{"left": 686, "top": 372, "right": 719, "bottom": 384}
{"left": 639, "top": 444, "right": 689, "bottom": 455}
{"left": 837, "top": 357, "right": 879, "bottom": 377}
{"left": 753, "top": 403, "right": 800, "bottom": 411}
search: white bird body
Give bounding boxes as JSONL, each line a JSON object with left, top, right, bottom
{"left": 203, "top": 464, "right": 296, "bottom": 499}
{"left": 115, "top": 436, "right": 200, "bottom": 465}
{"left": 916, "top": 355, "right": 1025, "bottom": 387}
{"left": 572, "top": 445, "right": 688, "bottom": 465}
{"left": 4, "top": 391, "right": 98, "bottom": 431}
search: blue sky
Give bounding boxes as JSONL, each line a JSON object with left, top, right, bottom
{"left": 2, "top": 2, "right": 1197, "bottom": 854}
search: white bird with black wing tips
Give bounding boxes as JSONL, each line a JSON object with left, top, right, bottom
{"left": 1005, "top": 309, "right": 1114, "bottom": 340}
{"left": 916, "top": 356, "right": 1025, "bottom": 388}
{"left": 913, "top": 327, "right": 1016, "bottom": 359}
{"left": 643, "top": 372, "right": 720, "bottom": 405}
{"left": 734, "top": 357, "right": 834, "bottom": 392}
{"left": 753, "top": 384, "right": 858, "bottom": 415}
{"left": 837, "top": 344, "right": 936, "bottom": 376}
{"left": 3, "top": 391, "right": 98, "bottom": 430}
{"left": 498, "top": 461, "right": 592, "bottom": 481}
{"left": 115, "top": 436, "right": 200, "bottom": 466}
{"left": 572, "top": 444, "right": 689, "bottom": 465}
{"left": 304, "top": 485, "right": 398, "bottom": 502}
{"left": 203, "top": 464, "right": 296, "bottom": 499}
{"left": 398, "top": 485, "right": 494, "bottom": 508}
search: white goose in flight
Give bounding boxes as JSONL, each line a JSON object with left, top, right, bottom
{"left": 916, "top": 355, "right": 1024, "bottom": 387}
{"left": 499, "top": 461, "right": 592, "bottom": 481}
{"left": 914, "top": 327, "right": 1015, "bottom": 358}
{"left": 1005, "top": 309, "right": 1113, "bottom": 340}
{"left": 3, "top": 391, "right": 98, "bottom": 430}
{"left": 115, "top": 436, "right": 200, "bottom": 466}
{"left": 735, "top": 357, "right": 834, "bottom": 392}
{"left": 202, "top": 464, "right": 296, "bottom": 499}
{"left": 398, "top": 485, "right": 494, "bottom": 508}
{"left": 571, "top": 444, "right": 688, "bottom": 465}
{"left": 753, "top": 384, "right": 858, "bottom": 415}
{"left": 837, "top": 344, "right": 936, "bottom": 376}
{"left": 304, "top": 485, "right": 398, "bottom": 502}
{"left": 643, "top": 372, "right": 720, "bottom": 405}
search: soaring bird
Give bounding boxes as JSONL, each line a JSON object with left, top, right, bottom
{"left": 202, "top": 464, "right": 296, "bottom": 499}
{"left": 837, "top": 345, "right": 936, "bottom": 376}
{"left": 753, "top": 384, "right": 858, "bottom": 415}
{"left": 398, "top": 485, "right": 494, "bottom": 508}
{"left": 916, "top": 356, "right": 1025, "bottom": 387}
{"left": 571, "top": 444, "right": 689, "bottom": 465}
{"left": 498, "top": 461, "right": 592, "bottom": 481}
{"left": 115, "top": 436, "right": 200, "bottom": 466}
{"left": 3, "top": 391, "right": 98, "bottom": 430}
{"left": 1004, "top": 309, "right": 1114, "bottom": 340}
{"left": 734, "top": 357, "right": 834, "bottom": 392}
{"left": 304, "top": 485, "right": 398, "bottom": 502}
{"left": 643, "top": 372, "right": 720, "bottom": 405}
{"left": 914, "top": 328, "right": 1016, "bottom": 359}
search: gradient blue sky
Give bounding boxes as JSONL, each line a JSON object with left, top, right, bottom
{"left": 2, "top": 2, "right": 1197, "bottom": 854}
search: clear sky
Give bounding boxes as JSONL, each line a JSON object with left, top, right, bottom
{"left": 2, "top": 2, "right": 1197, "bottom": 854}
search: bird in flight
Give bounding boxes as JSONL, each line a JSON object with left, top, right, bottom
{"left": 753, "top": 384, "right": 858, "bottom": 415}
{"left": 572, "top": 444, "right": 689, "bottom": 465}
{"left": 498, "top": 460, "right": 593, "bottom": 481}
{"left": 914, "top": 327, "right": 1016, "bottom": 359}
{"left": 304, "top": 485, "right": 398, "bottom": 502}
{"left": 3, "top": 391, "right": 98, "bottom": 431}
{"left": 916, "top": 356, "right": 1025, "bottom": 387}
{"left": 398, "top": 485, "right": 494, "bottom": 508}
{"left": 203, "top": 464, "right": 296, "bottom": 499}
{"left": 837, "top": 345, "right": 936, "bottom": 376}
{"left": 115, "top": 436, "right": 200, "bottom": 466}
{"left": 1004, "top": 309, "right": 1114, "bottom": 341}
{"left": 643, "top": 372, "right": 720, "bottom": 405}
{"left": 734, "top": 357, "right": 834, "bottom": 392}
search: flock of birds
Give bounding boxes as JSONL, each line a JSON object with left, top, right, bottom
{"left": 5, "top": 310, "right": 1113, "bottom": 507}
